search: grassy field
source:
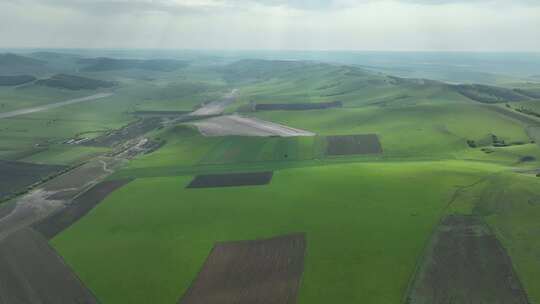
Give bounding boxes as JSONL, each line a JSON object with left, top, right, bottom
{"left": 3, "top": 53, "right": 540, "bottom": 303}
{"left": 52, "top": 161, "right": 504, "bottom": 304}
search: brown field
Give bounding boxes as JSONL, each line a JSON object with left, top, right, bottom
{"left": 0, "top": 160, "right": 66, "bottom": 200}
{"left": 406, "top": 215, "right": 529, "bottom": 304}
{"left": 34, "top": 179, "right": 132, "bottom": 239}
{"left": 187, "top": 172, "right": 273, "bottom": 188}
{"left": 179, "top": 233, "right": 306, "bottom": 304}
{"left": 325, "top": 134, "right": 383, "bottom": 156}
{"left": 0, "top": 228, "right": 98, "bottom": 304}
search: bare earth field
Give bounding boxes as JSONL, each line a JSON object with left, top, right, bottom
{"left": 0, "top": 228, "right": 97, "bottom": 304}
{"left": 0, "top": 160, "right": 66, "bottom": 200}
{"left": 0, "top": 157, "right": 122, "bottom": 241}
{"left": 187, "top": 172, "right": 273, "bottom": 188}
{"left": 34, "top": 179, "right": 132, "bottom": 239}
{"left": 326, "top": 134, "right": 383, "bottom": 156}
{"left": 179, "top": 233, "right": 306, "bottom": 304}
{"left": 190, "top": 115, "right": 315, "bottom": 137}
{"left": 407, "top": 215, "right": 529, "bottom": 304}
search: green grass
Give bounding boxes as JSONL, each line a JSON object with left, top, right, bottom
{"left": 53, "top": 160, "right": 504, "bottom": 304}
{"left": 4, "top": 56, "right": 539, "bottom": 303}
{"left": 21, "top": 145, "right": 108, "bottom": 165}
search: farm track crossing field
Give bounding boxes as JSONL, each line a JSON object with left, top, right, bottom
{"left": 179, "top": 233, "right": 306, "bottom": 304}
{"left": 0, "top": 160, "right": 66, "bottom": 200}
{"left": 187, "top": 172, "right": 273, "bottom": 188}
{"left": 0, "top": 228, "right": 97, "bottom": 304}
{"left": 407, "top": 215, "right": 529, "bottom": 304}
{"left": 34, "top": 179, "right": 133, "bottom": 239}
{"left": 326, "top": 134, "right": 383, "bottom": 156}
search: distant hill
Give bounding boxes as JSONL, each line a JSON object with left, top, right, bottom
{"left": 35, "top": 74, "right": 115, "bottom": 90}
{"left": 0, "top": 53, "right": 47, "bottom": 75}
{"left": 0, "top": 75, "right": 36, "bottom": 86}
{"left": 450, "top": 84, "right": 532, "bottom": 103}
{"left": 78, "top": 57, "right": 188, "bottom": 72}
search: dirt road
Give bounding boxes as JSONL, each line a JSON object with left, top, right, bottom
{"left": 190, "top": 89, "right": 238, "bottom": 116}
{"left": 0, "top": 157, "right": 123, "bottom": 241}
{"left": 0, "top": 92, "right": 113, "bottom": 119}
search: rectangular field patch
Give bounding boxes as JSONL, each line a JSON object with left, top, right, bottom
{"left": 179, "top": 233, "right": 306, "bottom": 304}
{"left": 406, "top": 215, "right": 529, "bottom": 304}
{"left": 34, "top": 179, "right": 132, "bottom": 239}
{"left": 0, "top": 228, "right": 98, "bottom": 304}
{"left": 325, "top": 134, "right": 382, "bottom": 156}
{"left": 0, "top": 160, "right": 66, "bottom": 200}
{"left": 187, "top": 172, "right": 273, "bottom": 188}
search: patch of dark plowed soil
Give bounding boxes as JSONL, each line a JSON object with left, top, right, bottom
{"left": 187, "top": 172, "right": 273, "bottom": 188}
{"left": 179, "top": 233, "right": 306, "bottom": 304}
{"left": 83, "top": 117, "right": 162, "bottom": 147}
{"left": 406, "top": 215, "right": 529, "bottom": 304}
{"left": 0, "top": 160, "right": 66, "bottom": 200}
{"left": 0, "top": 228, "right": 98, "bottom": 304}
{"left": 255, "top": 101, "right": 342, "bottom": 111}
{"left": 326, "top": 134, "right": 382, "bottom": 156}
{"left": 34, "top": 179, "right": 132, "bottom": 239}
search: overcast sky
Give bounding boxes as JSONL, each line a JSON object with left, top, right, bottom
{"left": 1, "top": 0, "right": 539, "bottom": 51}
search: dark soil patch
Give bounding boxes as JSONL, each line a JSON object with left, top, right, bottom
{"left": 187, "top": 172, "right": 273, "bottom": 188}
{"left": 34, "top": 179, "right": 132, "bottom": 239}
{"left": 519, "top": 155, "right": 536, "bottom": 163}
{"left": 0, "top": 228, "right": 98, "bottom": 303}
{"left": 36, "top": 74, "right": 115, "bottom": 90}
{"left": 326, "top": 134, "right": 382, "bottom": 156}
{"left": 254, "top": 101, "right": 342, "bottom": 111}
{"left": 83, "top": 118, "right": 162, "bottom": 147}
{"left": 179, "top": 233, "right": 306, "bottom": 304}
{"left": 0, "top": 160, "right": 66, "bottom": 200}
{"left": 0, "top": 75, "right": 36, "bottom": 86}
{"left": 406, "top": 215, "right": 529, "bottom": 304}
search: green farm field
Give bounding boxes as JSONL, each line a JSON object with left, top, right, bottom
{"left": 53, "top": 161, "right": 506, "bottom": 304}
{"left": 2, "top": 51, "right": 540, "bottom": 304}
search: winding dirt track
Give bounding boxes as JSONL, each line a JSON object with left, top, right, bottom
{"left": 0, "top": 157, "right": 122, "bottom": 241}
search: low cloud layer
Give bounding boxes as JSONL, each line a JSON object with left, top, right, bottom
{"left": 1, "top": 0, "right": 539, "bottom": 51}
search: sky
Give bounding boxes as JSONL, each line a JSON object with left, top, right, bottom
{"left": 1, "top": 0, "right": 540, "bottom": 51}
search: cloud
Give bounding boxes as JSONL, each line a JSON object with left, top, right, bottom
{"left": 0, "top": 0, "right": 539, "bottom": 50}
